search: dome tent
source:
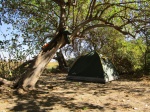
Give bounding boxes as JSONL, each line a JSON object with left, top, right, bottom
{"left": 67, "top": 52, "right": 119, "bottom": 83}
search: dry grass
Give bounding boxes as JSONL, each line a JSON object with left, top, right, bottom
{"left": 0, "top": 61, "right": 22, "bottom": 78}
{"left": 46, "top": 62, "right": 58, "bottom": 69}
{"left": 0, "top": 61, "right": 58, "bottom": 79}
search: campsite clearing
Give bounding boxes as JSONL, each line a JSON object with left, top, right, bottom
{"left": 0, "top": 73, "right": 150, "bottom": 112}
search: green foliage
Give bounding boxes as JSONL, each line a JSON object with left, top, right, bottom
{"left": 72, "top": 27, "right": 147, "bottom": 73}
{"left": 2, "top": 0, "right": 149, "bottom": 38}
{"left": 144, "top": 30, "right": 150, "bottom": 73}
{"left": 99, "top": 28, "right": 146, "bottom": 73}
{"left": 115, "top": 38, "right": 146, "bottom": 72}
{"left": 146, "top": 52, "right": 150, "bottom": 73}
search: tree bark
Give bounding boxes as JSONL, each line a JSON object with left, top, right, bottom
{"left": 55, "top": 50, "right": 68, "bottom": 71}
{"left": 14, "top": 34, "right": 67, "bottom": 91}
{"left": 0, "top": 77, "right": 13, "bottom": 85}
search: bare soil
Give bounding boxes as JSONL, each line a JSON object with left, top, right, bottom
{"left": 0, "top": 73, "right": 150, "bottom": 112}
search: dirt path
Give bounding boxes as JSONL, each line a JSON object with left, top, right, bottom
{"left": 0, "top": 73, "right": 150, "bottom": 112}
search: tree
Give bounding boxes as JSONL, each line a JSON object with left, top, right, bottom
{"left": 142, "top": 26, "right": 150, "bottom": 73}
{"left": 0, "top": 0, "right": 150, "bottom": 93}
{"left": 54, "top": 50, "right": 68, "bottom": 71}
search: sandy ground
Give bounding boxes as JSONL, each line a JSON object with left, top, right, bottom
{"left": 0, "top": 73, "right": 150, "bottom": 112}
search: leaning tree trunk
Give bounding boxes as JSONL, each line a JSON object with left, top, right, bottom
{"left": 15, "top": 34, "right": 67, "bottom": 91}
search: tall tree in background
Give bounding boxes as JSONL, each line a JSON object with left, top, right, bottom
{"left": 0, "top": 0, "right": 150, "bottom": 92}
{"left": 142, "top": 26, "right": 150, "bottom": 73}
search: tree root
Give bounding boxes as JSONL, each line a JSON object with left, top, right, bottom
{"left": 17, "top": 88, "right": 27, "bottom": 95}
{"left": 0, "top": 77, "right": 13, "bottom": 86}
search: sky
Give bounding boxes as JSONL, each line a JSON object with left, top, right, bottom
{"left": 0, "top": 22, "right": 12, "bottom": 40}
{"left": 0, "top": 22, "right": 57, "bottom": 61}
{"left": 0, "top": 22, "right": 12, "bottom": 59}
{"left": 0, "top": 22, "right": 28, "bottom": 60}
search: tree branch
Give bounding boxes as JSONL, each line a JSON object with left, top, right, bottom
{"left": 81, "top": 24, "right": 135, "bottom": 38}
{"left": 71, "top": 16, "right": 137, "bottom": 39}
{"left": 86, "top": 0, "right": 96, "bottom": 19}
{"left": 0, "top": 77, "right": 13, "bottom": 86}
